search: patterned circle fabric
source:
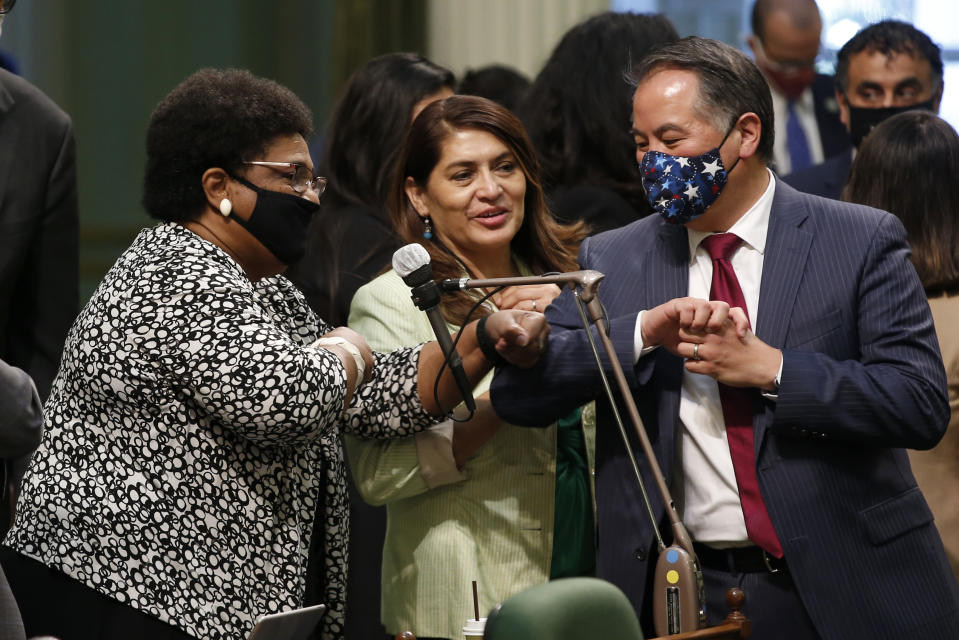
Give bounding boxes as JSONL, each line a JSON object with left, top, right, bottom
{"left": 6, "top": 222, "right": 435, "bottom": 640}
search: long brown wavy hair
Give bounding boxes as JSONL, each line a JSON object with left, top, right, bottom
{"left": 843, "top": 110, "right": 959, "bottom": 293}
{"left": 389, "top": 95, "right": 585, "bottom": 324}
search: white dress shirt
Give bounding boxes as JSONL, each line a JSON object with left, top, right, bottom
{"left": 770, "top": 86, "right": 825, "bottom": 175}
{"left": 633, "top": 170, "right": 777, "bottom": 545}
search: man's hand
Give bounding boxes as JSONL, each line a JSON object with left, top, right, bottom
{"left": 678, "top": 321, "right": 781, "bottom": 390}
{"left": 483, "top": 309, "right": 550, "bottom": 369}
{"left": 641, "top": 297, "right": 749, "bottom": 353}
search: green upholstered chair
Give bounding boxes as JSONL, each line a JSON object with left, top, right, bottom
{"left": 483, "top": 577, "right": 644, "bottom": 640}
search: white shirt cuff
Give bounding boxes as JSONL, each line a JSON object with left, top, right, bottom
{"left": 761, "top": 353, "right": 785, "bottom": 401}
{"left": 414, "top": 420, "right": 466, "bottom": 489}
{"left": 633, "top": 310, "right": 659, "bottom": 363}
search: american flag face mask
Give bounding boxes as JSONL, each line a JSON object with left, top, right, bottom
{"left": 639, "top": 125, "right": 739, "bottom": 225}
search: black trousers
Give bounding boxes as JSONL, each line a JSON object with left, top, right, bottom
{"left": 0, "top": 548, "right": 195, "bottom": 640}
{"left": 700, "top": 563, "right": 821, "bottom": 640}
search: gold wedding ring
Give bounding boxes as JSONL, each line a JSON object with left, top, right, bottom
{"left": 532, "top": 300, "right": 538, "bottom": 311}
{"left": 692, "top": 343, "right": 700, "bottom": 360}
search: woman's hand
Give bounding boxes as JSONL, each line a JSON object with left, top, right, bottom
{"left": 492, "top": 283, "right": 562, "bottom": 314}
{"left": 482, "top": 309, "right": 550, "bottom": 369}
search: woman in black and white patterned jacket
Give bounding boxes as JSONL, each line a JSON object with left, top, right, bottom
{"left": 0, "top": 68, "right": 547, "bottom": 640}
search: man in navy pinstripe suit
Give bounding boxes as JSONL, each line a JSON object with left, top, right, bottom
{"left": 491, "top": 37, "right": 959, "bottom": 640}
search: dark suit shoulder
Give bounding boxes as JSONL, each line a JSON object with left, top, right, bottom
{"left": 774, "top": 177, "right": 896, "bottom": 236}
{"left": 582, "top": 209, "right": 666, "bottom": 254}
{"left": 810, "top": 73, "right": 840, "bottom": 114}
{"left": 0, "top": 68, "right": 71, "bottom": 129}
{"left": 810, "top": 73, "right": 851, "bottom": 159}
{"left": 782, "top": 152, "right": 852, "bottom": 200}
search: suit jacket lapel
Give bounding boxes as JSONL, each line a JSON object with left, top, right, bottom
{"left": 653, "top": 220, "right": 690, "bottom": 303}
{"left": 755, "top": 179, "right": 813, "bottom": 448}
{"left": 757, "top": 179, "right": 813, "bottom": 346}
{"left": 650, "top": 221, "right": 689, "bottom": 473}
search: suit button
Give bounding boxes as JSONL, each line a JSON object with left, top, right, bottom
{"left": 634, "top": 547, "right": 647, "bottom": 561}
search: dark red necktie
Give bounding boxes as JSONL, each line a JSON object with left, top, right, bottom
{"left": 700, "top": 233, "right": 783, "bottom": 558}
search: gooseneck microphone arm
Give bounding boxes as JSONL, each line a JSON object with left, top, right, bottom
{"left": 440, "top": 270, "right": 605, "bottom": 303}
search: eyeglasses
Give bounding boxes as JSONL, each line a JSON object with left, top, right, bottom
{"left": 243, "top": 161, "right": 327, "bottom": 196}
{"left": 0, "top": 0, "right": 17, "bottom": 14}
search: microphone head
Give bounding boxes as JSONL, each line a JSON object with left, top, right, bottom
{"left": 393, "top": 243, "right": 433, "bottom": 286}
{"left": 392, "top": 243, "right": 430, "bottom": 277}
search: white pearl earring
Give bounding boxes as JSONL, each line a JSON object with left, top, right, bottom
{"left": 218, "top": 198, "right": 232, "bottom": 216}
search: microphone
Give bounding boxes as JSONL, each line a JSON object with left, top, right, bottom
{"left": 392, "top": 243, "right": 476, "bottom": 413}
{"left": 440, "top": 270, "right": 605, "bottom": 303}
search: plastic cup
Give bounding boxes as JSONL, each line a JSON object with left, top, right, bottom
{"left": 463, "top": 617, "right": 486, "bottom": 638}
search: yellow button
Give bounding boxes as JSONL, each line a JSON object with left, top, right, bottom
{"left": 666, "top": 570, "right": 679, "bottom": 584}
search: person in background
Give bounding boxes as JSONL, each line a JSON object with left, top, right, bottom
{"left": 0, "top": 0, "right": 19, "bottom": 73}
{"left": 518, "top": 11, "right": 678, "bottom": 235}
{"left": 0, "top": 358, "right": 43, "bottom": 640}
{"left": 842, "top": 109, "right": 959, "bottom": 581}
{"left": 285, "top": 52, "right": 454, "bottom": 327}
{"left": 457, "top": 64, "right": 530, "bottom": 112}
{"left": 491, "top": 36, "right": 958, "bottom": 639}
{"left": 346, "top": 95, "right": 589, "bottom": 640}
{"left": 284, "top": 51, "right": 455, "bottom": 639}
{"left": 785, "top": 19, "right": 942, "bottom": 199}
{"left": 0, "top": 68, "right": 547, "bottom": 640}
{"left": 747, "top": 0, "right": 849, "bottom": 175}
{"left": 0, "top": 0, "right": 79, "bottom": 535}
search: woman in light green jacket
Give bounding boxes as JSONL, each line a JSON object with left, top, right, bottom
{"left": 347, "top": 95, "right": 594, "bottom": 640}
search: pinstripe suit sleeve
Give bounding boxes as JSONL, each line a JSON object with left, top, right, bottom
{"left": 773, "top": 211, "right": 949, "bottom": 449}
{"left": 491, "top": 235, "right": 643, "bottom": 427}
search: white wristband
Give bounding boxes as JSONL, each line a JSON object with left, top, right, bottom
{"left": 313, "top": 337, "right": 366, "bottom": 385}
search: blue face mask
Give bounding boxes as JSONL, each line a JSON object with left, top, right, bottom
{"left": 639, "top": 125, "right": 740, "bottom": 225}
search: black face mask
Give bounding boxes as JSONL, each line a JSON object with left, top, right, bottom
{"left": 847, "top": 99, "right": 936, "bottom": 147}
{"left": 228, "top": 174, "right": 320, "bottom": 265}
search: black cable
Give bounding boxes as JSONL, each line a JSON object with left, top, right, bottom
{"left": 431, "top": 285, "right": 506, "bottom": 422}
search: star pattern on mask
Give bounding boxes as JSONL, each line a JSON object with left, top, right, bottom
{"left": 701, "top": 158, "right": 721, "bottom": 176}
{"left": 640, "top": 144, "right": 730, "bottom": 225}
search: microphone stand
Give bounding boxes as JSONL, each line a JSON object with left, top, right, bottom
{"left": 446, "top": 271, "right": 706, "bottom": 635}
